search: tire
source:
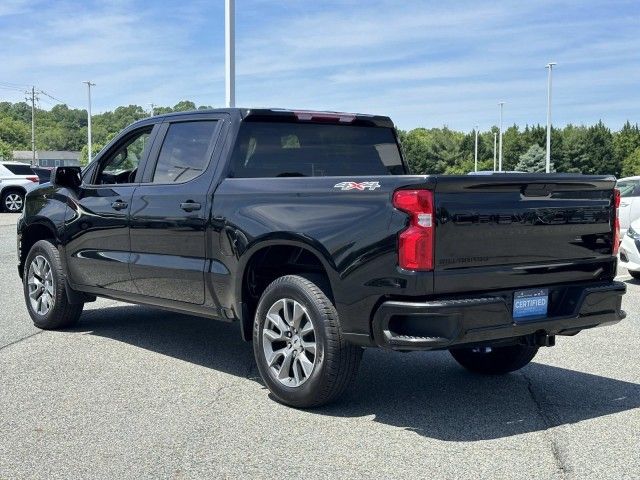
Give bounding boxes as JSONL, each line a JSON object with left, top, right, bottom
{"left": 2, "top": 189, "right": 25, "bottom": 213}
{"left": 253, "top": 275, "right": 362, "bottom": 408}
{"left": 23, "top": 240, "right": 83, "bottom": 330}
{"left": 449, "top": 344, "right": 538, "bottom": 375}
{"left": 629, "top": 271, "right": 640, "bottom": 280}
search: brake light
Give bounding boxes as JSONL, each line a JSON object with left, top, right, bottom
{"left": 393, "top": 189, "right": 434, "bottom": 270}
{"left": 26, "top": 176, "right": 39, "bottom": 183}
{"left": 613, "top": 188, "right": 621, "bottom": 255}
{"left": 293, "top": 110, "right": 356, "bottom": 123}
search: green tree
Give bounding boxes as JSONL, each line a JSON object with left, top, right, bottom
{"left": 0, "top": 139, "right": 12, "bottom": 160}
{"left": 622, "top": 147, "right": 640, "bottom": 177}
{"left": 516, "top": 144, "right": 552, "bottom": 172}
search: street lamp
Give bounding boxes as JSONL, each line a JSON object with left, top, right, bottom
{"left": 225, "top": 0, "right": 235, "bottom": 108}
{"left": 474, "top": 125, "right": 479, "bottom": 172}
{"left": 545, "top": 62, "right": 557, "bottom": 173}
{"left": 83, "top": 81, "right": 95, "bottom": 163}
{"left": 493, "top": 132, "right": 497, "bottom": 172}
{"left": 498, "top": 101, "right": 505, "bottom": 172}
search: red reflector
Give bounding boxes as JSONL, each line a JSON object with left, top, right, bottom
{"left": 393, "top": 189, "right": 434, "bottom": 270}
{"left": 26, "top": 176, "right": 39, "bottom": 183}
{"left": 613, "top": 188, "right": 620, "bottom": 255}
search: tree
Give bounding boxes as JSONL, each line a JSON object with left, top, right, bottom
{"left": 622, "top": 147, "right": 640, "bottom": 177}
{"left": 0, "top": 139, "right": 12, "bottom": 160}
{"left": 516, "top": 144, "right": 552, "bottom": 172}
{"left": 614, "top": 121, "right": 640, "bottom": 173}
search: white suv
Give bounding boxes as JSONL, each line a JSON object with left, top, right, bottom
{"left": 617, "top": 176, "right": 640, "bottom": 237}
{"left": 0, "top": 162, "right": 39, "bottom": 213}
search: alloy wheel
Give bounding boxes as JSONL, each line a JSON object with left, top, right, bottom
{"left": 5, "top": 193, "right": 23, "bottom": 212}
{"left": 27, "top": 255, "right": 55, "bottom": 315}
{"left": 262, "top": 298, "right": 317, "bottom": 387}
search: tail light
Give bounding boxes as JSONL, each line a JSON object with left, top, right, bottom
{"left": 26, "top": 176, "right": 39, "bottom": 183}
{"left": 392, "top": 189, "right": 434, "bottom": 270}
{"left": 613, "top": 188, "right": 621, "bottom": 255}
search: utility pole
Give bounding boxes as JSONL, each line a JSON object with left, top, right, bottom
{"left": 498, "top": 101, "right": 505, "bottom": 172}
{"left": 28, "top": 86, "right": 37, "bottom": 167}
{"left": 493, "top": 132, "right": 497, "bottom": 172}
{"left": 545, "top": 62, "right": 556, "bottom": 173}
{"left": 149, "top": 103, "right": 156, "bottom": 117}
{"left": 225, "top": 0, "right": 235, "bottom": 108}
{"left": 83, "top": 81, "right": 95, "bottom": 163}
{"left": 474, "top": 125, "right": 479, "bottom": 172}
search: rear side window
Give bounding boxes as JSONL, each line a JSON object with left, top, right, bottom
{"left": 618, "top": 181, "right": 640, "bottom": 197}
{"left": 152, "top": 121, "right": 218, "bottom": 184}
{"left": 230, "top": 122, "right": 405, "bottom": 178}
{"left": 3, "top": 164, "right": 35, "bottom": 175}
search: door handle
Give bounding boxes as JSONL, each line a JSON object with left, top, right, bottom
{"left": 111, "top": 200, "right": 128, "bottom": 211}
{"left": 180, "top": 201, "right": 201, "bottom": 212}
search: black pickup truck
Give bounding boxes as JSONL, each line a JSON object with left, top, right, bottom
{"left": 17, "top": 108, "right": 626, "bottom": 407}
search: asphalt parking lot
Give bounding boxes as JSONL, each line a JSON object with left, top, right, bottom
{"left": 0, "top": 212, "right": 638, "bottom": 479}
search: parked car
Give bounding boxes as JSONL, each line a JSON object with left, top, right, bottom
{"left": 619, "top": 217, "right": 640, "bottom": 279}
{"left": 32, "top": 166, "right": 53, "bottom": 184}
{"left": 0, "top": 162, "right": 39, "bottom": 212}
{"left": 616, "top": 176, "right": 640, "bottom": 237}
{"left": 16, "top": 108, "right": 626, "bottom": 407}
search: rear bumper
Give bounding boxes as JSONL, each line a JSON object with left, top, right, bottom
{"left": 371, "top": 281, "right": 626, "bottom": 351}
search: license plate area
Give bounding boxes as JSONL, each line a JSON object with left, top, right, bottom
{"left": 513, "top": 288, "right": 548, "bottom": 322}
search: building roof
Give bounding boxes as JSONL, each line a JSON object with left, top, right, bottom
{"left": 12, "top": 150, "right": 81, "bottom": 161}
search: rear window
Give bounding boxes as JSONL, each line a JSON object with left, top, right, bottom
{"left": 617, "top": 180, "right": 640, "bottom": 198}
{"left": 230, "top": 122, "right": 405, "bottom": 178}
{"left": 3, "top": 164, "right": 35, "bottom": 175}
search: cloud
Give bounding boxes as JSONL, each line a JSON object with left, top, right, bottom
{"left": 0, "top": 0, "right": 638, "bottom": 129}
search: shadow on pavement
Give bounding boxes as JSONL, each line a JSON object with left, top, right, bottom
{"left": 75, "top": 304, "right": 640, "bottom": 441}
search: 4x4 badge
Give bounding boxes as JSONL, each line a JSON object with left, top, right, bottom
{"left": 334, "top": 181, "right": 381, "bottom": 191}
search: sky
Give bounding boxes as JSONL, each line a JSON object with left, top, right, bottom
{"left": 0, "top": 0, "right": 638, "bottom": 131}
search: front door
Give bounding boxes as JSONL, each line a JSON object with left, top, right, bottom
{"left": 65, "top": 125, "right": 156, "bottom": 292}
{"left": 129, "top": 117, "right": 223, "bottom": 304}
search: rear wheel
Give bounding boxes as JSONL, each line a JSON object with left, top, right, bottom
{"left": 2, "top": 189, "right": 25, "bottom": 213}
{"left": 23, "top": 240, "right": 83, "bottom": 330}
{"left": 253, "top": 275, "right": 362, "bottom": 408}
{"left": 450, "top": 344, "right": 538, "bottom": 374}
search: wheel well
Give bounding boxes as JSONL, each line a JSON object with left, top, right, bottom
{"left": 1, "top": 185, "right": 26, "bottom": 197}
{"left": 19, "top": 224, "right": 56, "bottom": 277}
{"left": 240, "top": 245, "right": 332, "bottom": 341}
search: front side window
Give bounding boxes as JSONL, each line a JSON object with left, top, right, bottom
{"left": 230, "top": 122, "right": 405, "bottom": 178}
{"left": 95, "top": 127, "right": 152, "bottom": 185}
{"left": 152, "top": 121, "right": 218, "bottom": 184}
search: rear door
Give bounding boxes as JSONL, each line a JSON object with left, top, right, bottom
{"left": 129, "top": 115, "right": 225, "bottom": 304}
{"left": 65, "top": 124, "right": 157, "bottom": 292}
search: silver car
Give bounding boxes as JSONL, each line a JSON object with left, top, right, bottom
{"left": 0, "top": 162, "right": 40, "bottom": 213}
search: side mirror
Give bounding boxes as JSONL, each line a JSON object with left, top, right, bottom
{"left": 51, "top": 166, "right": 82, "bottom": 189}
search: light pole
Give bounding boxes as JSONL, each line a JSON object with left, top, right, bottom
{"left": 83, "top": 81, "right": 95, "bottom": 163}
{"left": 545, "top": 62, "right": 556, "bottom": 173}
{"left": 474, "top": 125, "right": 479, "bottom": 172}
{"left": 493, "top": 132, "right": 497, "bottom": 172}
{"left": 498, "top": 102, "right": 505, "bottom": 172}
{"left": 225, "top": 0, "right": 235, "bottom": 108}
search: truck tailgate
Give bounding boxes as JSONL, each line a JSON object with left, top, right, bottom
{"left": 433, "top": 175, "right": 617, "bottom": 294}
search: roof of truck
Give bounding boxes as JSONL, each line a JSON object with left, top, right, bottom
{"left": 150, "top": 108, "right": 395, "bottom": 128}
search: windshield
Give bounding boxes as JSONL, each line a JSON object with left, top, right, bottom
{"left": 230, "top": 122, "right": 405, "bottom": 178}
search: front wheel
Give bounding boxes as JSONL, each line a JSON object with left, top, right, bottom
{"left": 449, "top": 344, "right": 538, "bottom": 374}
{"left": 23, "top": 240, "right": 83, "bottom": 330}
{"left": 253, "top": 275, "right": 362, "bottom": 408}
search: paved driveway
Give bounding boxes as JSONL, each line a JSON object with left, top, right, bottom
{"left": 1, "top": 213, "right": 638, "bottom": 479}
